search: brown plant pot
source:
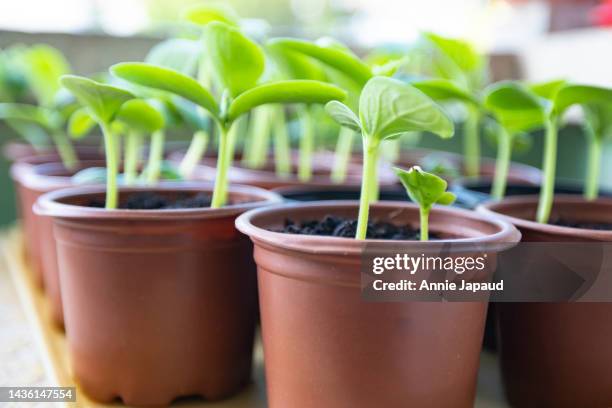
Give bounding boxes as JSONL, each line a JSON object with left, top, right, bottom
{"left": 10, "top": 151, "right": 103, "bottom": 290}
{"left": 395, "top": 149, "right": 542, "bottom": 185}
{"left": 478, "top": 195, "right": 612, "bottom": 407}
{"left": 34, "top": 183, "right": 281, "bottom": 406}
{"left": 236, "top": 201, "right": 520, "bottom": 408}
{"left": 169, "top": 149, "right": 397, "bottom": 189}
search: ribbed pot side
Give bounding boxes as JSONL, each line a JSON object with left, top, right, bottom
{"left": 236, "top": 201, "right": 520, "bottom": 408}
{"left": 35, "top": 184, "right": 280, "bottom": 406}
{"left": 478, "top": 195, "right": 612, "bottom": 408}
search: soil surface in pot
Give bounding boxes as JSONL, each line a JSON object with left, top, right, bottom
{"left": 552, "top": 219, "right": 612, "bottom": 230}
{"left": 88, "top": 192, "right": 212, "bottom": 210}
{"left": 279, "top": 215, "right": 441, "bottom": 240}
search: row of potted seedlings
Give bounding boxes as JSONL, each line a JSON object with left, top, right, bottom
{"left": 2, "top": 6, "right": 612, "bottom": 407}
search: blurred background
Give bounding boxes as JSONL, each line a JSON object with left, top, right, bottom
{"left": 2, "top": 0, "right": 612, "bottom": 225}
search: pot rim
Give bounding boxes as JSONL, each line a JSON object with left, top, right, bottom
{"left": 235, "top": 200, "right": 521, "bottom": 255}
{"left": 477, "top": 194, "right": 612, "bottom": 239}
{"left": 34, "top": 182, "right": 282, "bottom": 221}
{"left": 11, "top": 159, "right": 108, "bottom": 190}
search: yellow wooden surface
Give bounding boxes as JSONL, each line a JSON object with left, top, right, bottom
{"left": 0, "top": 226, "right": 508, "bottom": 408}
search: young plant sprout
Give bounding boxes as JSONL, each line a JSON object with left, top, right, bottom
{"left": 326, "top": 76, "right": 454, "bottom": 240}
{"left": 267, "top": 39, "right": 330, "bottom": 181}
{"left": 422, "top": 33, "right": 487, "bottom": 178}
{"left": 582, "top": 103, "right": 612, "bottom": 200}
{"left": 483, "top": 81, "right": 545, "bottom": 200}
{"left": 0, "top": 102, "right": 77, "bottom": 168}
{"left": 485, "top": 80, "right": 612, "bottom": 222}
{"left": 60, "top": 75, "right": 134, "bottom": 209}
{"left": 395, "top": 166, "right": 456, "bottom": 241}
{"left": 0, "top": 45, "right": 78, "bottom": 168}
{"left": 112, "top": 22, "right": 346, "bottom": 208}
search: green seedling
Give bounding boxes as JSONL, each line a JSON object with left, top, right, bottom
{"left": 114, "top": 99, "right": 165, "bottom": 184}
{"left": 485, "top": 80, "right": 612, "bottom": 222}
{"left": 582, "top": 103, "right": 612, "bottom": 200}
{"left": 326, "top": 76, "right": 454, "bottom": 240}
{"left": 395, "top": 166, "right": 456, "bottom": 241}
{"left": 483, "top": 81, "right": 544, "bottom": 200}
{"left": 60, "top": 75, "right": 134, "bottom": 209}
{"left": 422, "top": 33, "right": 487, "bottom": 178}
{"left": 112, "top": 22, "right": 346, "bottom": 208}
{"left": 0, "top": 102, "right": 77, "bottom": 168}
{"left": 0, "top": 44, "right": 78, "bottom": 167}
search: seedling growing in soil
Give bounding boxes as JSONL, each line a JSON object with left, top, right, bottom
{"left": 0, "top": 44, "right": 78, "bottom": 168}
{"left": 395, "top": 166, "right": 456, "bottom": 241}
{"left": 582, "top": 103, "right": 612, "bottom": 200}
{"left": 112, "top": 22, "right": 346, "bottom": 208}
{"left": 326, "top": 76, "right": 454, "bottom": 240}
{"left": 483, "top": 81, "right": 544, "bottom": 200}
{"left": 60, "top": 75, "right": 134, "bottom": 209}
{"left": 422, "top": 33, "right": 487, "bottom": 178}
{"left": 0, "top": 103, "right": 77, "bottom": 168}
{"left": 485, "top": 80, "right": 612, "bottom": 222}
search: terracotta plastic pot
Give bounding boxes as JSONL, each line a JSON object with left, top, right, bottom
{"left": 452, "top": 179, "right": 612, "bottom": 209}
{"left": 169, "top": 149, "right": 397, "bottom": 189}
{"left": 236, "top": 201, "right": 520, "bottom": 408}
{"left": 10, "top": 151, "right": 104, "bottom": 289}
{"left": 478, "top": 195, "right": 612, "bottom": 407}
{"left": 35, "top": 183, "right": 280, "bottom": 406}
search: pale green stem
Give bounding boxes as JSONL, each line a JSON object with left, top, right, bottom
{"left": 537, "top": 120, "right": 558, "bottom": 224}
{"left": 273, "top": 106, "right": 291, "bottom": 178}
{"left": 211, "top": 125, "right": 231, "bottom": 209}
{"left": 179, "top": 130, "right": 209, "bottom": 179}
{"left": 146, "top": 129, "right": 165, "bottom": 185}
{"left": 124, "top": 131, "right": 142, "bottom": 186}
{"left": 101, "top": 123, "right": 119, "bottom": 210}
{"left": 491, "top": 128, "right": 513, "bottom": 200}
{"left": 356, "top": 137, "right": 380, "bottom": 240}
{"left": 331, "top": 127, "right": 355, "bottom": 183}
{"left": 585, "top": 135, "right": 602, "bottom": 201}
{"left": 420, "top": 207, "right": 430, "bottom": 241}
{"left": 369, "top": 147, "right": 380, "bottom": 202}
{"left": 245, "top": 106, "right": 272, "bottom": 169}
{"left": 464, "top": 106, "right": 481, "bottom": 177}
{"left": 51, "top": 131, "right": 78, "bottom": 170}
{"left": 298, "top": 106, "right": 314, "bottom": 182}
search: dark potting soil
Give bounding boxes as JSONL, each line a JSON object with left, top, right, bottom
{"left": 279, "top": 215, "right": 440, "bottom": 240}
{"left": 551, "top": 218, "right": 612, "bottom": 231}
{"left": 88, "top": 192, "right": 212, "bottom": 209}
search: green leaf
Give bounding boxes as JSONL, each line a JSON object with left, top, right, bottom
{"left": 110, "top": 63, "right": 219, "bottom": 119}
{"left": 530, "top": 79, "right": 567, "bottom": 100}
{"left": 325, "top": 101, "right": 362, "bottom": 132}
{"left": 359, "top": 76, "right": 454, "bottom": 142}
{"left": 423, "top": 32, "right": 482, "bottom": 73}
{"left": 583, "top": 104, "right": 612, "bottom": 141}
{"left": 227, "top": 80, "right": 346, "bottom": 122}
{"left": 412, "top": 78, "right": 480, "bottom": 106}
{"left": 115, "top": 99, "right": 165, "bottom": 133}
{"left": 205, "top": 22, "right": 265, "bottom": 97}
{"left": 145, "top": 39, "right": 201, "bottom": 75}
{"left": 484, "top": 81, "right": 546, "bottom": 133}
{"left": 68, "top": 107, "right": 96, "bottom": 139}
{"left": 23, "top": 44, "right": 71, "bottom": 106}
{"left": 60, "top": 75, "right": 134, "bottom": 125}
{"left": 0, "top": 103, "right": 58, "bottom": 129}
{"left": 172, "top": 98, "right": 210, "bottom": 131}
{"left": 394, "top": 166, "right": 455, "bottom": 210}
{"left": 554, "top": 84, "right": 612, "bottom": 116}
{"left": 182, "top": 4, "right": 239, "bottom": 26}
{"left": 267, "top": 42, "right": 327, "bottom": 81}
{"left": 268, "top": 38, "right": 372, "bottom": 87}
